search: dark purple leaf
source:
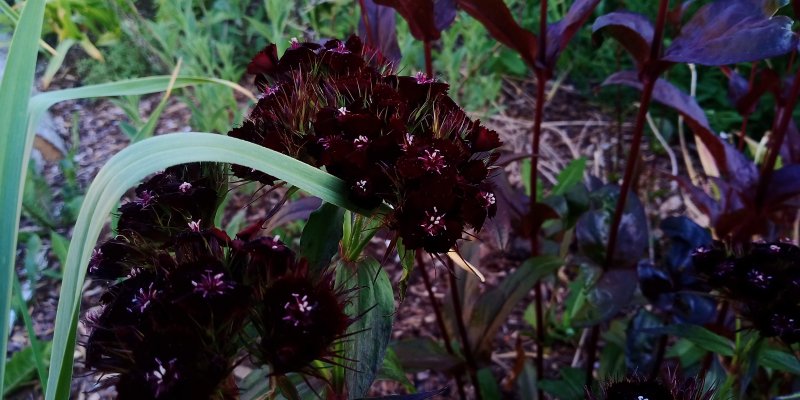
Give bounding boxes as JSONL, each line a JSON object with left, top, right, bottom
{"left": 263, "top": 197, "right": 322, "bottom": 232}
{"left": 592, "top": 12, "right": 655, "bottom": 70}
{"left": 574, "top": 268, "right": 639, "bottom": 325}
{"left": 794, "top": 0, "right": 800, "bottom": 18}
{"left": 358, "top": 0, "right": 403, "bottom": 62}
{"left": 483, "top": 170, "right": 527, "bottom": 250}
{"left": 724, "top": 66, "right": 780, "bottom": 116}
{"left": 434, "top": 0, "right": 458, "bottom": 32}
{"left": 625, "top": 309, "right": 663, "bottom": 373}
{"left": 660, "top": 216, "right": 711, "bottom": 269}
{"left": 779, "top": 118, "right": 800, "bottom": 164}
{"left": 375, "top": 0, "right": 440, "bottom": 41}
{"left": 764, "top": 164, "right": 800, "bottom": 206}
{"left": 603, "top": 70, "right": 759, "bottom": 186}
{"left": 457, "top": 0, "right": 538, "bottom": 67}
{"left": 663, "top": 0, "right": 798, "bottom": 65}
{"left": 575, "top": 184, "right": 648, "bottom": 269}
{"left": 673, "top": 176, "right": 721, "bottom": 223}
{"left": 545, "top": 0, "right": 601, "bottom": 70}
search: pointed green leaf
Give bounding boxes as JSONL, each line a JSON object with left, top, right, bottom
{"left": 0, "top": 0, "right": 46, "bottom": 394}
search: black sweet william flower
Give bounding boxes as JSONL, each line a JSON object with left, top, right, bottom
{"left": 587, "top": 375, "right": 715, "bottom": 400}
{"left": 84, "top": 163, "right": 356, "bottom": 398}
{"left": 253, "top": 263, "right": 354, "bottom": 377}
{"left": 691, "top": 240, "right": 800, "bottom": 344}
{"left": 228, "top": 35, "right": 502, "bottom": 253}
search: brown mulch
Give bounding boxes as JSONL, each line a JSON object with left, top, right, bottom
{"left": 8, "top": 66, "right": 688, "bottom": 399}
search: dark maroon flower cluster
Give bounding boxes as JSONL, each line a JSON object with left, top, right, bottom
{"left": 692, "top": 241, "right": 800, "bottom": 344}
{"left": 84, "top": 165, "right": 352, "bottom": 399}
{"left": 229, "top": 35, "right": 502, "bottom": 253}
{"left": 588, "top": 375, "right": 714, "bottom": 400}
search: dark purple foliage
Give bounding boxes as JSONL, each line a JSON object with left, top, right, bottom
{"left": 662, "top": 0, "right": 798, "bottom": 65}
{"left": 637, "top": 217, "right": 715, "bottom": 324}
{"left": 374, "top": 0, "right": 440, "bottom": 41}
{"left": 358, "top": 0, "right": 402, "bottom": 62}
{"left": 456, "top": 0, "right": 539, "bottom": 67}
{"left": 575, "top": 184, "right": 648, "bottom": 269}
{"left": 592, "top": 12, "right": 655, "bottom": 70}
{"left": 723, "top": 66, "right": 780, "bottom": 116}
{"left": 544, "top": 0, "right": 602, "bottom": 70}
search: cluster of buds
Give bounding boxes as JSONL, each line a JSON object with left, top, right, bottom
{"left": 230, "top": 35, "right": 502, "bottom": 253}
{"left": 692, "top": 241, "right": 800, "bottom": 344}
{"left": 84, "top": 165, "right": 352, "bottom": 399}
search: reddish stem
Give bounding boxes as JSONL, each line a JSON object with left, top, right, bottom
{"left": 531, "top": 0, "right": 549, "bottom": 394}
{"left": 447, "top": 259, "right": 482, "bottom": 399}
{"left": 531, "top": 69, "right": 548, "bottom": 397}
{"left": 417, "top": 251, "right": 467, "bottom": 400}
{"left": 588, "top": 0, "right": 671, "bottom": 387}
{"left": 756, "top": 65, "right": 800, "bottom": 207}
{"left": 424, "top": 40, "right": 433, "bottom": 77}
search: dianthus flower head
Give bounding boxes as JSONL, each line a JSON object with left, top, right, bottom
{"left": 691, "top": 240, "right": 800, "bottom": 344}
{"left": 229, "top": 35, "right": 502, "bottom": 253}
{"left": 253, "top": 262, "right": 354, "bottom": 377}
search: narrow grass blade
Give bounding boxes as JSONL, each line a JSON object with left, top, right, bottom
{"left": 40, "top": 38, "right": 76, "bottom": 89}
{"left": 0, "top": 0, "right": 46, "bottom": 395}
{"left": 11, "top": 275, "right": 48, "bottom": 392}
{"left": 46, "top": 132, "right": 367, "bottom": 400}
{"left": 131, "top": 59, "right": 182, "bottom": 142}
{"left": 0, "top": 0, "right": 56, "bottom": 56}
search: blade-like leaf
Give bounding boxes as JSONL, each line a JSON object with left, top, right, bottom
{"left": 760, "top": 348, "right": 800, "bottom": 375}
{"left": 376, "top": 348, "right": 414, "bottom": 393}
{"left": 457, "top": 0, "right": 538, "bottom": 67}
{"left": 592, "top": 12, "right": 654, "bottom": 70}
{"left": 603, "top": 70, "right": 759, "bottom": 185}
{"left": 0, "top": 0, "right": 46, "bottom": 394}
{"left": 545, "top": 0, "right": 601, "bottom": 70}
{"left": 469, "top": 256, "right": 562, "bottom": 357}
{"left": 663, "top": 0, "right": 798, "bottom": 65}
{"left": 40, "top": 38, "right": 75, "bottom": 89}
{"left": 552, "top": 157, "right": 587, "bottom": 196}
{"left": 3, "top": 342, "right": 52, "bottom": 397}
{"left": 392, "top": 338, "right": 463, "bottom": 372}
{"left": 358, "top": 0, "right": 402, "bottom": 62}
{"left": 300, "top": 202, "right": 345, "bottom": 275}
{"left": 46, "top": 133, "right": 367, "bottom": 400}
{"left": 336, "top": 258, "right": 395, "bottom": 399}
{"left": 642, "top": 324, "right": 734, "bottom": 356}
